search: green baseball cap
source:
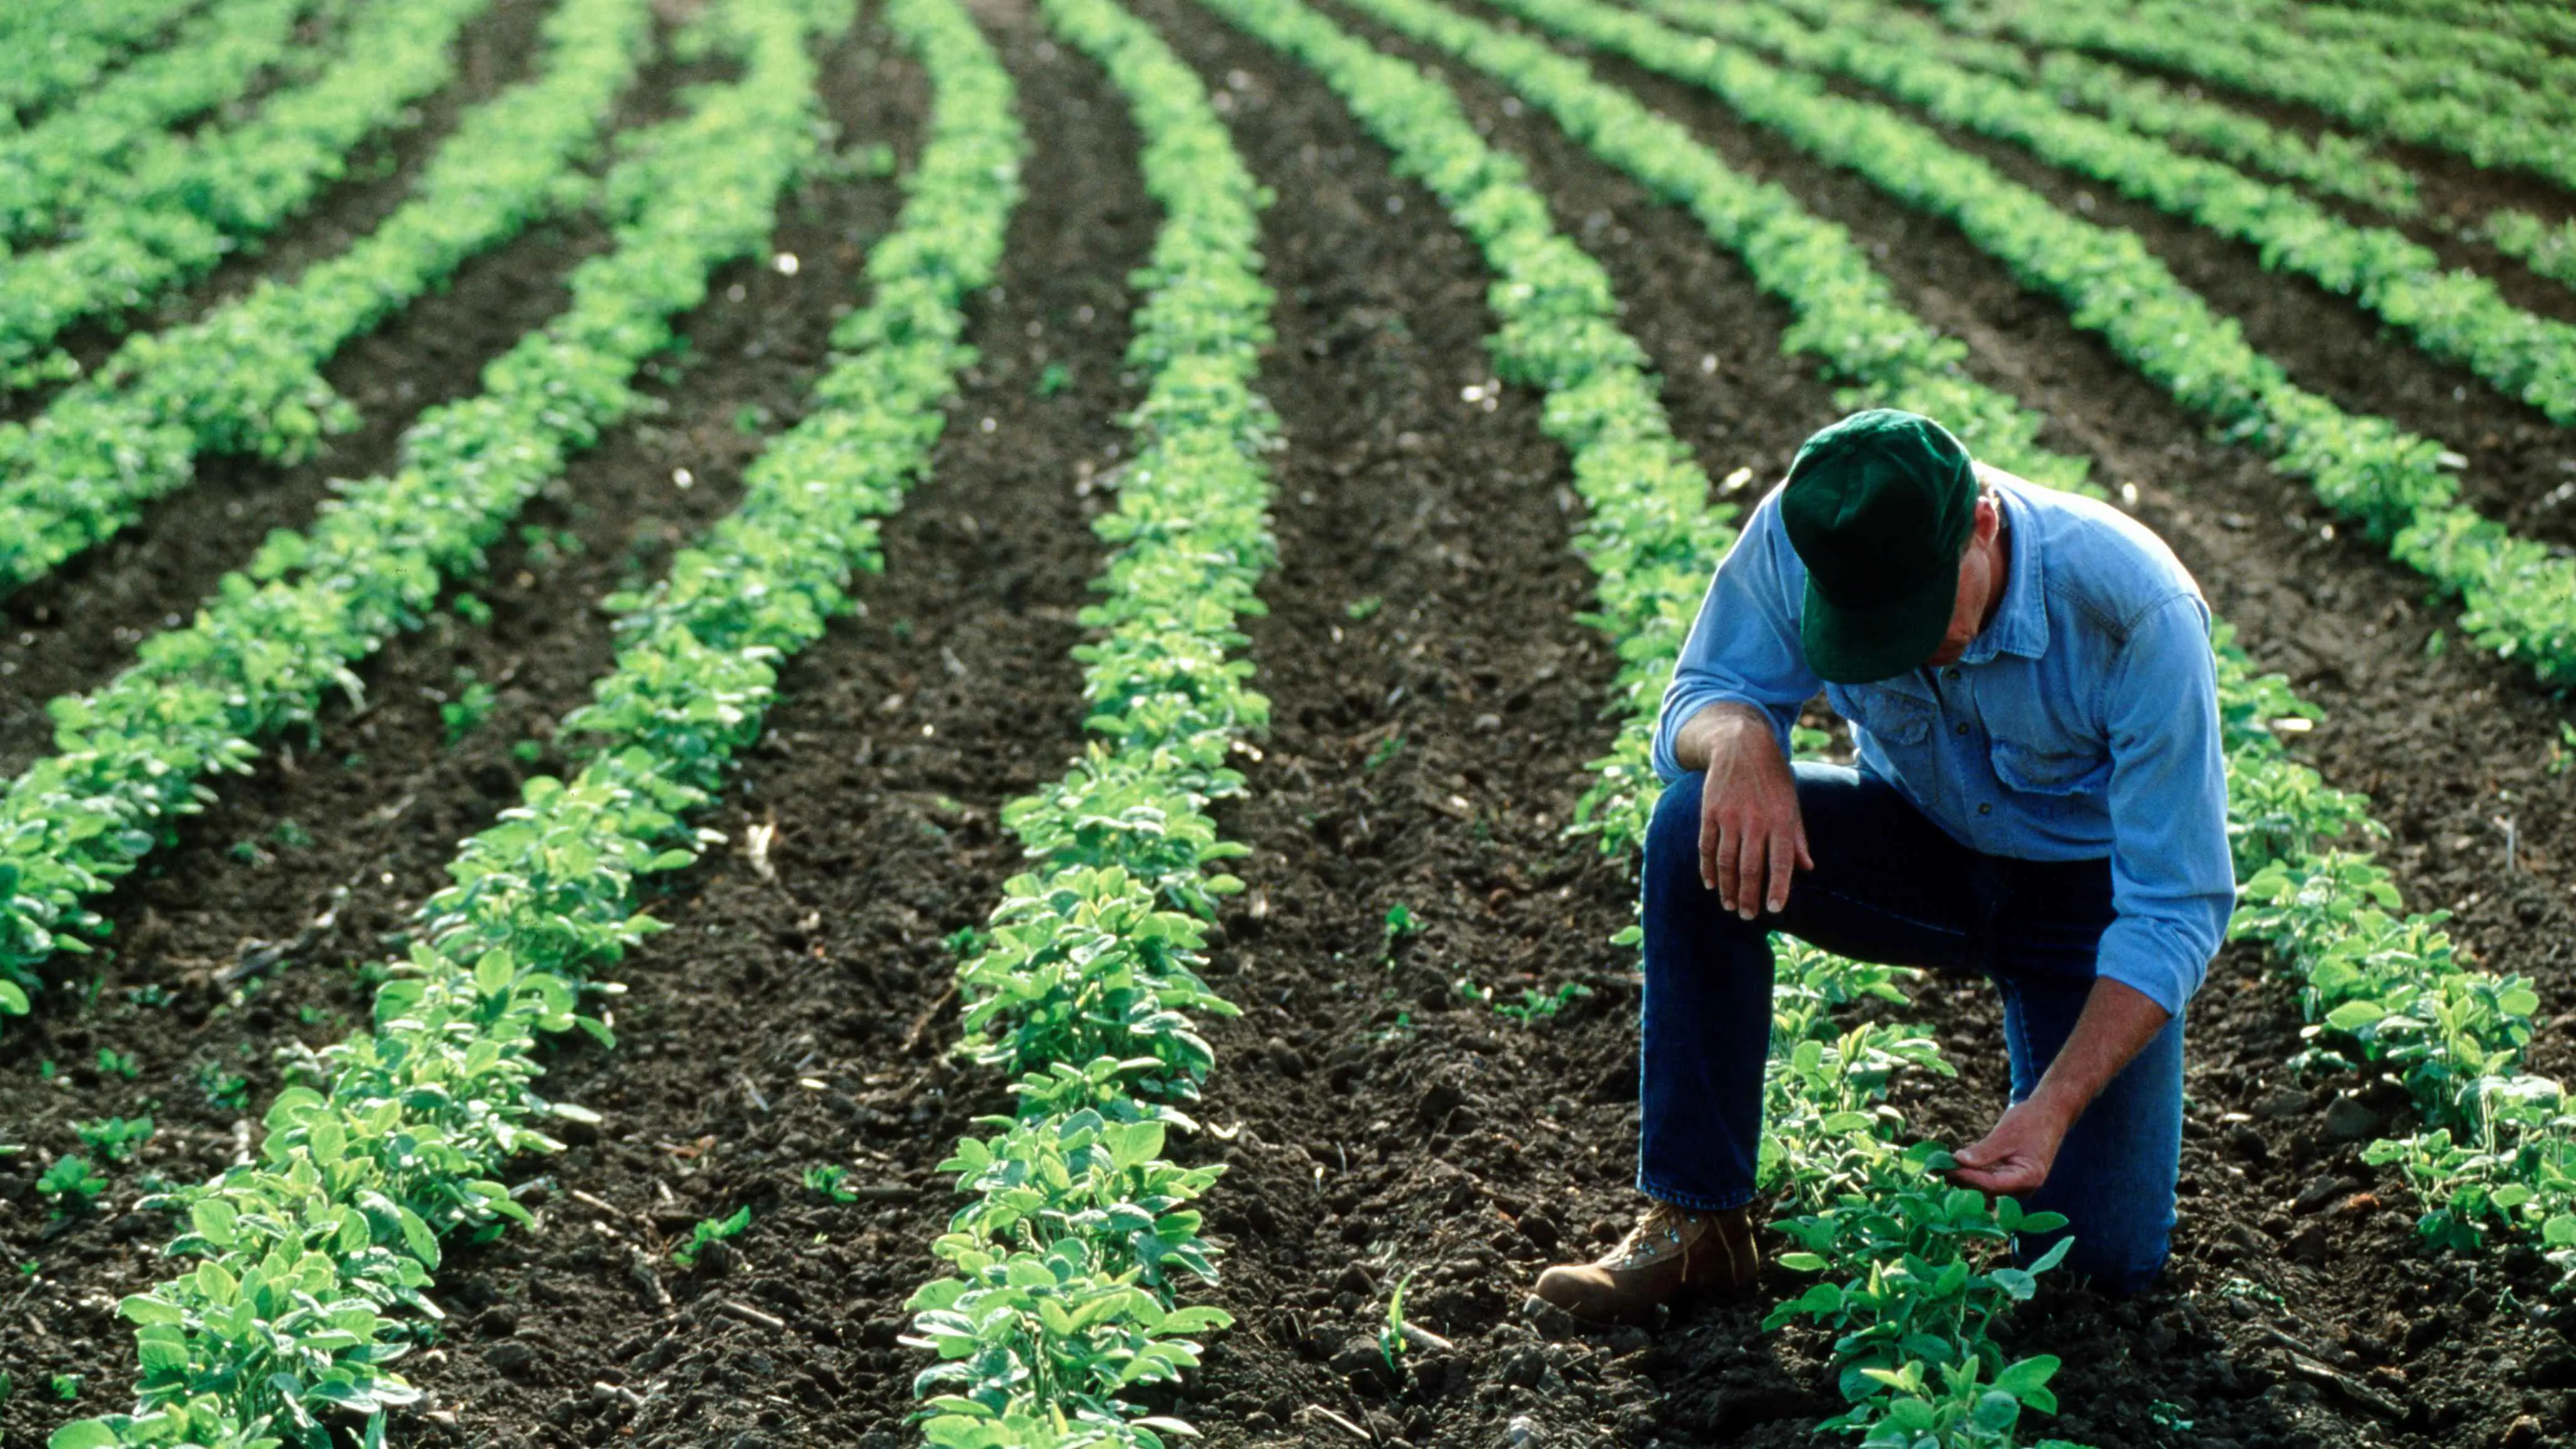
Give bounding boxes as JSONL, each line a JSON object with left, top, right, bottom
{"left": 1778, "top": 409, "right": 1977, "bottom": 684}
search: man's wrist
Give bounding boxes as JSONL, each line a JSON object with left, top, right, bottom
{"left": 2021, "top": 1081, "right": 2088, "bottom": 1137}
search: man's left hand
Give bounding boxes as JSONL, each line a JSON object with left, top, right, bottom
{"left": 1950, "top": 1097, "right": 2072, "bottom": 1197}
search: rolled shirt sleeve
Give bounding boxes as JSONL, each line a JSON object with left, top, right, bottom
{"left": 2093, "top": 592, "right": 2237, "bottom": 1017}
{"left": 1652, "top": 490, "right": 1824, "bottom": 782}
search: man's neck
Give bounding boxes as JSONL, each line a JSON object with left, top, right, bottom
{"left": 1977, "top": 509, "right": 2011, "bottom": 638}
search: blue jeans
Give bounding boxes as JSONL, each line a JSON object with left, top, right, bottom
{"left": 1638, "top": 764, "right": 2184, "bottom": 1294}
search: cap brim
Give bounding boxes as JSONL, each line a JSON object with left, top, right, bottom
{"left": 1801, "top": 565, "right": 1956, "bottom": 685}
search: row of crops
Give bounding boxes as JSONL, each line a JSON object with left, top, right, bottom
{"left": 8, "top": 0, "right": 2576, "bottom": 1443}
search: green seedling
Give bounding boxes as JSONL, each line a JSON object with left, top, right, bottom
{"left": 1381, "top": 903, "right": 1421, "bottom": 965}
{"left": 95, "top": 1048, "right": 139, "bottom": 1080}
{"left": 515, "top": 524, "right": 583, "bottom": 566}
{"left": 804, "top": 1164, "right": 860, "bottom": 1203}
{"left": 49, "top": 1373, "right": 79, "bottom": 1402}
{"left": 2549, "top": 722, "right": 2576, "bottom": 777}
{"left": 1344, "top": 594, "right": 1383, "bottom": 621}
{"left": 1364, "top": 734, "right": 1405, "bottom": 771}
{"left": 1495, "top": 981, "right": 1593, "bottom": 1023}
{"left": 451, "top": 593, "right": 494, "bottom": 627}
{"left": 442, "top": 677, "right": 498, "bottom": 743}
{"left": 1033, "top": 361, "right": 1071, "bottom": 396}
{"left": 673, "top": 1206, "right": 751, "bottom": 1268}
{"left": 37, "top": 1154, "right": 108, "bottom": 1215}
{"left": 73, "top": 1116, "right": 153, "bottom": 1164}
{"left": 733, "top": 402, "right": 774, "bottom": 435}
{"left": 196, "top": 1062, "right": 250, "bottom": 1112}
{"left": 1377, "top": 1268, "right": 1419, "bottom": 1371}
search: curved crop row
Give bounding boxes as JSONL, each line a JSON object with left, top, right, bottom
{"left": 0, "top": 0, "right": 332, "bottom": 247}
{"left": 1652, "top": 0, "right": 2576, "bottom": 429}
{"left": 1484, "top": 0, "right": 2576, "bottom": 690}
{"left": 1946, "top": 0, "right": 2576, "bottom": 193}
{"left": 0, "top": 0, "right": 490, "bottom": 387}
{"left": 0, "top": 0, "right": 205, "bottom": 123}
{"left": 1828, "top": 2, "right": 2576, "bottom": 311}
{"left": 36, "top": 0, "right": 1006, "bottom": 1440}
{"left": 2485, "top": 213, "right": 2576, "bottom": 295}
{"left": 900, "top": 1, "right": 1272, "bottom": 1443}
{"left": 0, "top": 0, "right": 832, "bottom": 1027}
{"left": 2335, "top": 0, "right": 2576, "bottom": 50}
{"left": 2186, "top": 0, "right": 2576, "bottom": 97}
{"left": 0, "top": 0, "right": 652, "bottom": 598}
{"left": 1275, "top": 0, "right": 2576, "bottom": 1428}
{"left": 1779, "top": 1, "right": 2420, "bottom": 221}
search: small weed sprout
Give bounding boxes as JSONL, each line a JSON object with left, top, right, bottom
{"left": 1033, "top": 361, "right": 1071, "bottom": 396}
{"left": 673, "top": 1206, "right": 752, "bottom": 1267}
{"left": 95, "top": 1048, "right": 139, "bottom": 1080}
{"left": 1364, "top": 734, "right": 1405, "bottom": 770}
{"left": 1377, "top": 1269, "right": 1419, "bottom": 1372}
{"left": 37, "top": 1155, "right": 107, "bottom": 1216}
{"left": 450, "top": 592, "right": 494, "bottom": 626}
{"left": 49, "top": 1373, "right": 79, "bottom": 1402}
{"left": 1381, "top": 903, "right": 1422, "bottom": 964}
{"left": 1495, "top": 981, "right": 1593, "bottom": 1023}
{"left": 197, "top": 1062, "right": 250, "bottom": 1112}
{"left": 442, "top": 675, "right": 499, "bottom": 743}
{"left": 1344, "top": 594, "right": 1384, "bottom": 621}
{"left": 804, "top": 1164, "right": 859, "bottom": 1203}
{"left": 72, "top": 1117, "right": 152, "bottom": 1164}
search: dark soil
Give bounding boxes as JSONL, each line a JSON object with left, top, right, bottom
{"left": 0, "top": 14, "right": 929, "bottom": 1443}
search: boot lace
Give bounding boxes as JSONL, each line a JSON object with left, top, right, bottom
{"left": 1610, "top": 1201, "right": 1700, "bottom": 1267}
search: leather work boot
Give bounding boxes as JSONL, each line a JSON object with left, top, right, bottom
{"left": 1531, "top": 1200, "right": 1759, "bottom": 1324}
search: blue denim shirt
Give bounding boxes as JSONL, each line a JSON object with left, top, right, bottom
{"left": 1651, "top": 471, "right": 2233, "bottom": 1016}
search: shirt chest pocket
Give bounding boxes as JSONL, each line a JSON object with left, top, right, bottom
{"left": 1830, "top": 685, "right": 1935, "bottom": 748}
{"left": 1990, "top": 736, "right": 2109, "bottom": 795}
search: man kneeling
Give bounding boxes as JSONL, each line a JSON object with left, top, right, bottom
{"left": 1535, "top": 409, "right": 2232, "bottom": 1323}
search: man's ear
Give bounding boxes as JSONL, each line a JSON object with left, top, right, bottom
{"left": 1972, "top": 495, "right": 2000, "bottom": 545}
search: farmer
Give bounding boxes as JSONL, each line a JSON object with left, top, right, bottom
{"left": 1533, "top": 409, "right": 2232, "bottom": 1322}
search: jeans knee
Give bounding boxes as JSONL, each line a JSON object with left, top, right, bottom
{"left": 1645, "top": 774, "right": 1704, "bottom": 886}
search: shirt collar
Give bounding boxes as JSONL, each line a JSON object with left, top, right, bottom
{"left": 1957, "top": 473, "right": 2047, "bottom": 666}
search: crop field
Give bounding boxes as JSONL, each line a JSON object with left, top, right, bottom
{"left": 3, "top": 0, "right": 2575, "bottom": 1445}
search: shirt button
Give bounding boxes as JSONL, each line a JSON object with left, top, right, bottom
{"left": 1977, "top": 802, "right": 1993, "bottom": 816}
{"left": 1944, "top": 667, "right": 1961, "bottom": 681}
{"left": 1955, "top": 722, "right": 1971, "bottom": 736}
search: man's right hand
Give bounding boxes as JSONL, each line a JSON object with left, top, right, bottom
{"left": 1672, "top": 703, "right": 1813, "bottom": 919}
